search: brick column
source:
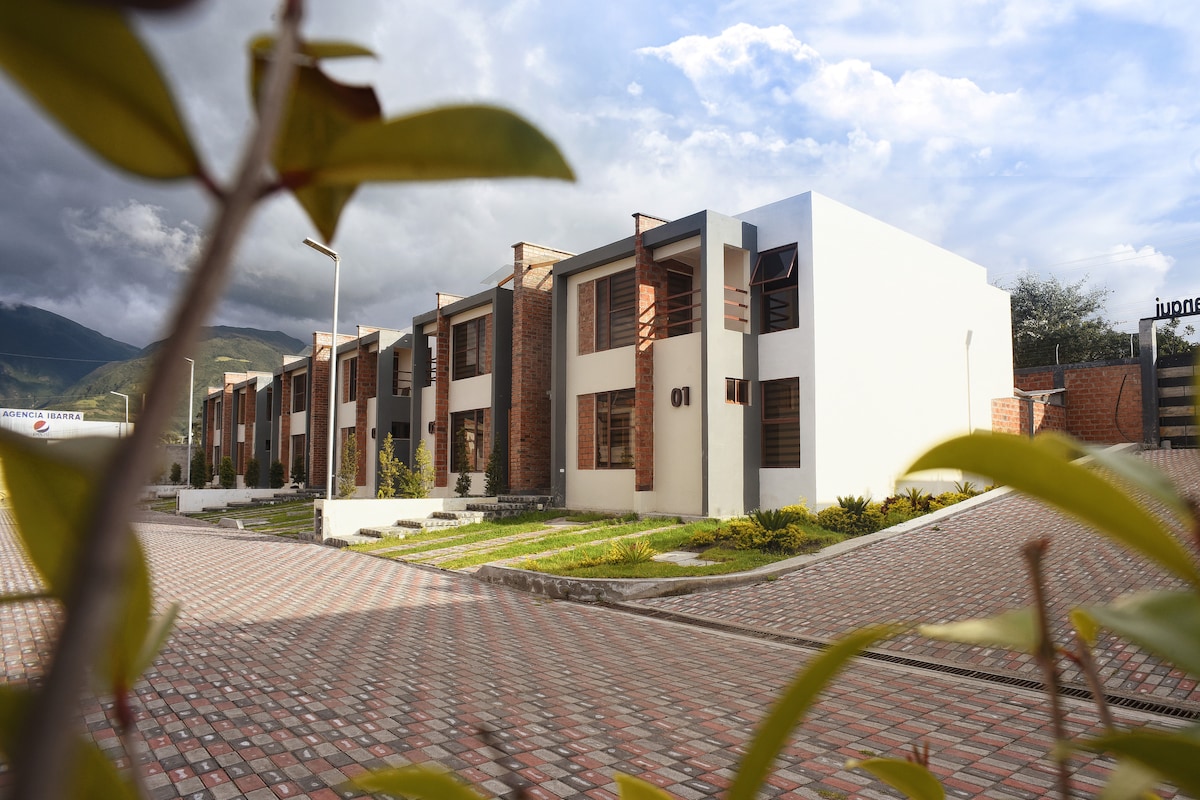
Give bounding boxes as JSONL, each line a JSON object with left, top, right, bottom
{"left": 279, "top": 374, "right": 292, "bottom": 474}
{"left": 434, "top": 315, "right": 451, "bottom": 487}
{"left": 632, "top": 213, "right": 667, "bottom": 492}
{"left": 509, "top": 242, "right": 571, "bottom": 492}
{"left": 356, "top": 343, "right": 376, "bottom": 485}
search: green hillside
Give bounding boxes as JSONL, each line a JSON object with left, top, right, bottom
{"left": 0, "top": 303, "right": 140, "bottom": 408}
{"left": 58, "top": 328, "right": 307, "bottom": 439}
{"left": 0, "top": 304, "right": 306, "bottom": 440}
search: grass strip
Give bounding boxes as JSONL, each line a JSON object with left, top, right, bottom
{"left": 429, "top": 518, "right": 681, "bottom": 569}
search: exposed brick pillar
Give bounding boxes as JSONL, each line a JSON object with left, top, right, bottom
{"left": 509, "top": 242, "right": 571, "bottom": 492}
{"left": 577, "top": 393, "right": 595, "bottom": 469}
{"left": 220, "top": 385, "right": 235, "bottom": 467}
{"left": 310, "top": 333, "right": 333, "bottom": 494}
{"left": 434, "top": 315, "right": 451, "bottom": 488}
{"left": 632, "top": 213, "right": 668, "bottom": 492}
{"left": 355, "top": 343, "right": 376, "bottom": 485}
{"left": 279, "top": 374, "right": 292, "bottom": 474}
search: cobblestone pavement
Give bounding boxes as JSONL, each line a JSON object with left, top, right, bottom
{"left": 0, "top": 497, "right": 1189, "bottom": 799}
{"left": 635, "top": 449, "right": 1200, "bottom": 709}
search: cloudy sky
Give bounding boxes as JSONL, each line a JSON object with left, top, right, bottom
{"left": 3, "top": 0, "right": 1199, "bottom": 347}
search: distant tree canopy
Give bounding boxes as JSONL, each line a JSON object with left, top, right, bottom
{"left": 1007, "top": 274, "right": 1196, "bottom": 368}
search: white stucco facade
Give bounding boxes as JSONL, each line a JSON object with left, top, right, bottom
{"left": 552, "top": 192, "right": 1013, "bottom": 516}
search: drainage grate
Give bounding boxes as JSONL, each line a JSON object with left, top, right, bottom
{"left": 612, "top": 604, "right": 1200, "bottom": 722}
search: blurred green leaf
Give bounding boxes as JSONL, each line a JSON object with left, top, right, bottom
{"left": 250, "top": 36, "right": 374, "bottom": 60}
{"left": 1081, "top": 729, "right": 1200, "bottom": 796}
{"left": 0, "top": 591, "right": 53, "bottom": 605}
{"left": 1059, "top": 435, "right": 1192, "bottom": 525}
{"left": 846, "top": 757, "right": 945, "bottom": 800}
{"left": 0, "top": 0, "right": 199, "bottom": 178}
{"left": 918, "top": 607, "right": 1037, "bottom": 653}
{"left": 251, "top": 35, "right": 382, "bottom": 242}
{"left": 1069, "top": 608, "right": 1101, "bottom": 647}
{"left": 131, "top": 601, "right": 181, "bottom": 678}
{"left": 909, "top": 432, "right": 1200, "bottom": 587}
{"left": 0, "top": 430, "right": 156, "bottom": 689}
{"left": 1078, "top": 591, "right": 1200, "bottom": 677}
{"left": 0, "top": 685, "right": 138, "bottom": 799}
{"left": 352, "top": 764, "right": 485, "bottom": 799}
{"left": 1098, "top": 759, "right": 1164, "bottom": 800}
{"left": 727, "top": 624, "right": 905, "bottom": 800}
{"left": 314, "top": 105, "right": 576, "bottom": 185}
{"left": 615, "top": 773, "right": 677, "bottom": 800}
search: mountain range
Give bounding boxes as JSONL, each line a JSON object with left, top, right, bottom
{"left": 0, "top": 303, "right": 306, "bottom": 439}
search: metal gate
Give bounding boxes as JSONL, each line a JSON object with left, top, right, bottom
{"left": 1157, "top": 352, "right": 1198, "bottom": 447}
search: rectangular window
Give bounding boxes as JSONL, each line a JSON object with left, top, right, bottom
{"left": 290, "top": 434, "right": 305, "bottom": 477}
{"left": 762, "top": 378, "right": 800, "bottom": 468}
{"left": 752, "top": 244, "right": 799, "bottom": 334}
{"left": 393, "top": 350, "right": 412, "bottom": 396}
{"left": 291, "top": 373, "right": 307, "bottom": 413}
{"left": 237, "top": 390, "right": 247, "bottom": 423}
{"left": 266, "top": 388, "right": 273, "bottom": 421}
{"left": 215, "top": 400, "right": 222, "bottom": 429}
{"left": 343, "top": 357, "right": 357, "bottom": 402}
{"left": 726, "top": 378, "right": 750, "bottom": 405}
{"left": 391, "top": 421, "right": 411, "bottom": 441}
{"left": 450, "top": 409, "right": 487, "bottom": 472}
{"left": 452, "top": 317, "right": 488, "bottom": 380}
{"left": 596, "top": 270, "right": 637, "bottom": 350}
{"left": 665, "top": 267, "right": 696, "bottom": 337}
{"left": 596, "top": 389, "right": 635, "bottom": 469}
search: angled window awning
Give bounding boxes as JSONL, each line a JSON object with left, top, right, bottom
{"left": 750, "top": 244, "right": 798, "bottom": 285}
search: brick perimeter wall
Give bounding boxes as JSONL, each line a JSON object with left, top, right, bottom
{"left": 1012, "top": 361, "right": 1142, "bottom": 444}
{"left": 991, "top": 397, "right": 1067, "bottom": 437}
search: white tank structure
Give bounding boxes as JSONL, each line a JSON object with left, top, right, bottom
{"left": 0, "top": 408, "right": 128, "bottom": 439}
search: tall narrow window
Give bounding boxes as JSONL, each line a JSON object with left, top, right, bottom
{"left": 450, "top": 409, "right": 487, "bottom": 472}
{"left": 665, "top": 266, "right": 696, "bottom": 337}
{"left": 343, "top": 357, "right": 358, "bottom": 402}
{"left": 215, "top": 400, "right": 222, "bottom": 429}
{"left": 291, "top": 373, "right": 307, "bottom": 413}
{"left": 762, "top": 378, "right": 800, "bottom": 468}
{"left": 452, "top": 317, "right": 488, "bottom": 380}
{"left": 596, "top": 270, "right": 637, "bottom": 350}
{"left": 266, "top": 388, "right": 273, "bottom": 421}
{"left": 751, "top": 244, "right": 799, "bottom": 334}
{"left": 595, "top": 389, "right": 635, "bottom": 469}
{"left": 237, "top": 390, "right": 247, "bottom": 423}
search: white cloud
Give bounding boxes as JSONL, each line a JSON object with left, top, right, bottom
{"left": 627, "top": 81, "right": 644, "bottom": 97}
{"left": 62, "top": 201, "right": 202, "bottom": 273}
{"left": 638, "top": 23, "right": 819, "bottom": 83}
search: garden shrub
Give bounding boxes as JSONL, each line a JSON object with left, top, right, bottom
{"left": 779, "top": 502, "right": 818, "bottom": 525}
{"left": 189, "top": 448, "right": 207, "bottom": 489}
{"left": 269, "top": 460, "right": 286, "bottom": 489}
{"left": 607, "top": 538, "right": 658, "bottom": 564}
{"left": 218, "top": 456, "right": 236, "bottom": 489}
{"left": 244, "top": 457, "right": 260, "bottom": 489}
{"left": 169, "top": 462, "right": 181, "bottom": 485}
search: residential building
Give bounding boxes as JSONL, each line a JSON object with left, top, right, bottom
{"left": 550, "top": 192, "right": 1013, "bottom": 516}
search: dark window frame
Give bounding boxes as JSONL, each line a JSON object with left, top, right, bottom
{"left": 725, "top": 378, "right": 750, "bottom": 405}
{"left": 343, "top": 356, "right": 358, "bottom": 402}
{"left": 596, "top": 270, "right": 637, "bottom": 351}
{"left": 291, "top": 373, "right": 307, "bottom": 413}
{"left": 762, "top": 378, "right": 800, "bottom": 468}
{"left": 665, "top": 266, "right": 697, "bottom": 337}
{"left": 452, "top": 317, "right": 488, "bottom": 380}
{"left": 752, "top": 245, "right": 800, "bottom": 334}
{"left": 595, "top": 388, "right": 635, "bottom": 469}
{"left": 450, "top": 409, "right": 487, "bottom": 473}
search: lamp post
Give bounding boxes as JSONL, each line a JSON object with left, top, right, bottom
{"left": 303, "top": 237, "right": 340, "bottom": 501}
{"left": 110, "top": 391, "right": 129, "bottom": 437}
{"left": 184, "top": 358, "right": 194, "bottom": 486}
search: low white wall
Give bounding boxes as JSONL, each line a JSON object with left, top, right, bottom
{"left": 177, "top": 488, "right": 296, "bottom": 513}
{"left": 315, "top": 497, "right": 477, "bottom": 540}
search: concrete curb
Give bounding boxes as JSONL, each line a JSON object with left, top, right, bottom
{"left": 474, "top": 486, "right": 1018, "bottom": 602}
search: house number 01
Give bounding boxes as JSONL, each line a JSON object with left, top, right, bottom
{"left": 671, "top": 387, "right": 690, "bottom": 407}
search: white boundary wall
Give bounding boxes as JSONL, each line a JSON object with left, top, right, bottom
{"left": 315, "top": 497, "right": 477, "bottom": 540}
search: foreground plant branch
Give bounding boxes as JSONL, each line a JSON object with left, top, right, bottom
{"left": 1024, "top": 539, "right": 1072, "bottom": 800}
{"left": 13, "top": 3, "right": 302, "bottom": 797}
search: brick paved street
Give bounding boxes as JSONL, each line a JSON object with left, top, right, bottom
{"left": 635, "top": 449, "right": 1200, "bottom": 709}
{"left": 1, "top": 449, "right": 1195, "bottom": 799}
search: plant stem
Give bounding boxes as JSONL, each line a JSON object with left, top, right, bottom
{"left": 1071, "top": 637, "right": 1116, "bottom": 733}
{"left": 1023, "top": 539, "right": 1071, "bottom": 800}
{"left": 13, "top": 4, "right": 302, "bottom": 798}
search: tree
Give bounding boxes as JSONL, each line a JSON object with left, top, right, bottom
{"left": 1007, "top": 274, "right": 1126, "bottom": 368}
{"left": 169, "top": 462, "right": 181, "bottom": 485}
{"left": 376, "top": 432, "right": 401, "bottom": 498}
{"left": 189, "top": 448, "right": 207, "bottom": 489}
{"left": 244, "top": 456, "right": 260, "bottom": 489}
{"left": 337, "top": 433, "right": 358, "bottom": 498}
{"left": 269, "top": 460, "right": 286, "bottom": 489}
{"left": 218, "top": 456, "right": 236, "bottom": 489}
{"left": 1157, "top": 317, "right": 1198, "bottom": 358}
{"left": 454, "top": 428, "right": 472, "bottom": 497}
{"left": 396, "top": 440, "right": 433, "bottom": 498}
{"left": 485, "top": 440, "right": 506, "bottom": 497}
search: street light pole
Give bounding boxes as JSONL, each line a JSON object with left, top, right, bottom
{"left": 184, "top": 358, "right": 194, "bottom": 486}
{"left": 110, "top": 391, "right": 129, "bottom": 437}
{"left": 303, "top": 237, "right": 340, "bottom": 501}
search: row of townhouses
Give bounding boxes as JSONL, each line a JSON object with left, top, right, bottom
{"left": 201, "top": 191, "right": 1014, "bottom": 516}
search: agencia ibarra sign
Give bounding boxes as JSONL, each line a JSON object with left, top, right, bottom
{"left": 0, "top": 408, "right": 109, "bottom": 438}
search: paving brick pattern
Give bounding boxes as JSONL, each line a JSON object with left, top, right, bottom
{"left": 0, "top": 502, "right": 1187, "bottom": 798}
{"left": 636, "top": 449, "right": 1200, "bottom": 707}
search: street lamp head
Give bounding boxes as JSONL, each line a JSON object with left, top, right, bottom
{"left": 303, "top": 237, "right": 338, "bottom": 260}
{"left": 109, "top": 391, "right": 127, "bottom": 399}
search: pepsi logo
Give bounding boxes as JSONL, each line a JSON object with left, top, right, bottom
{"left": 32, "top": 420, "right": 49, "bottom": 434}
